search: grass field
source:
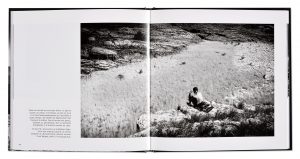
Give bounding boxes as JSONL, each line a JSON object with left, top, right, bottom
{"left": 81, "top": 61, "right": 147, "bottom": 137}
{"left": 151, "top": 40, "right": 274, "bottom": 112}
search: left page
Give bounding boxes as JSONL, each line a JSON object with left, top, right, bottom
{"left": 9, "top": 9, "right": 150, "bottom": 151}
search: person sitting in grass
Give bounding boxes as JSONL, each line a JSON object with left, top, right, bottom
{"left": 187, "top": 87, "right": 213, "bottom": 112}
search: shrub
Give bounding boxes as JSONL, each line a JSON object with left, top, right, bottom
{"left": 194, "top": 122, "right": 214, "bottom": 137}
{"left": 117, "top": 74, "right": 125, "bottom": 80}
{"left": 236, "top": 119, "right": 274, "bottom": 136}
{"left": 190, "top": 29, "right": 199, "bottom": 33}
{"left": 214, "top": 108, "right": 239, "bottom": 121}
{"left": 189, "top": 113, "right": 210, "bottom": 123}
{"left": 237, "top": 101, "right": 246, "bottom": 109}
{"left": 133, "top": 31, "right": 146, "bottom": 41}
{"left": 255, "top": 105, "right": 274, "bottom": 114}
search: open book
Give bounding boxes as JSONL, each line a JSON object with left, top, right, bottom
{"left": 9, "top": 8, "right": 291, "bottom": 151}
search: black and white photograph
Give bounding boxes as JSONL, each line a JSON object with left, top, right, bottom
{"left": 80, "top": 23, "right": 148, "bottom": 138}
{"left": 147, "top": 23, "right": 275, "bottom": 137}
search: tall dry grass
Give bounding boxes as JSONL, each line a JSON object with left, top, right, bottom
{"left": 81, "top": 61, "right": 147, "bottom": 138}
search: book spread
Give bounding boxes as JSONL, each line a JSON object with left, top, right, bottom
{"left": 9, "top": 8, "right": 291, "bottom": 152}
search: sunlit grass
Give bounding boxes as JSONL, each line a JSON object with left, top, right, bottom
{"left": 81, "top": 61, "right": 147, "bottom": 138}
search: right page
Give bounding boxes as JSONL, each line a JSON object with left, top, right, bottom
{"left": 149, "top": 9, "right": 290, "bottom": 151}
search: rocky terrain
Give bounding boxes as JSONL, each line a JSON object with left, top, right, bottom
{"left": 81, "top": 23, "right": 146, "bottom": 76}
{"left": 150, "top": 24, "right": 201, "bottom": 57}
{"left": 131, "top": 101, "right": 274, "bottom": 137}
{"left": 150, "top": 24, "right": 273, "bottom": 58}
{"left": 174, "top": 24, "right": 274, "bottom": 43}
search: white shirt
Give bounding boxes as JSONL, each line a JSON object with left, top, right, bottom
{"left": 188, "top": 91, "right": 204, "bottom": 106}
